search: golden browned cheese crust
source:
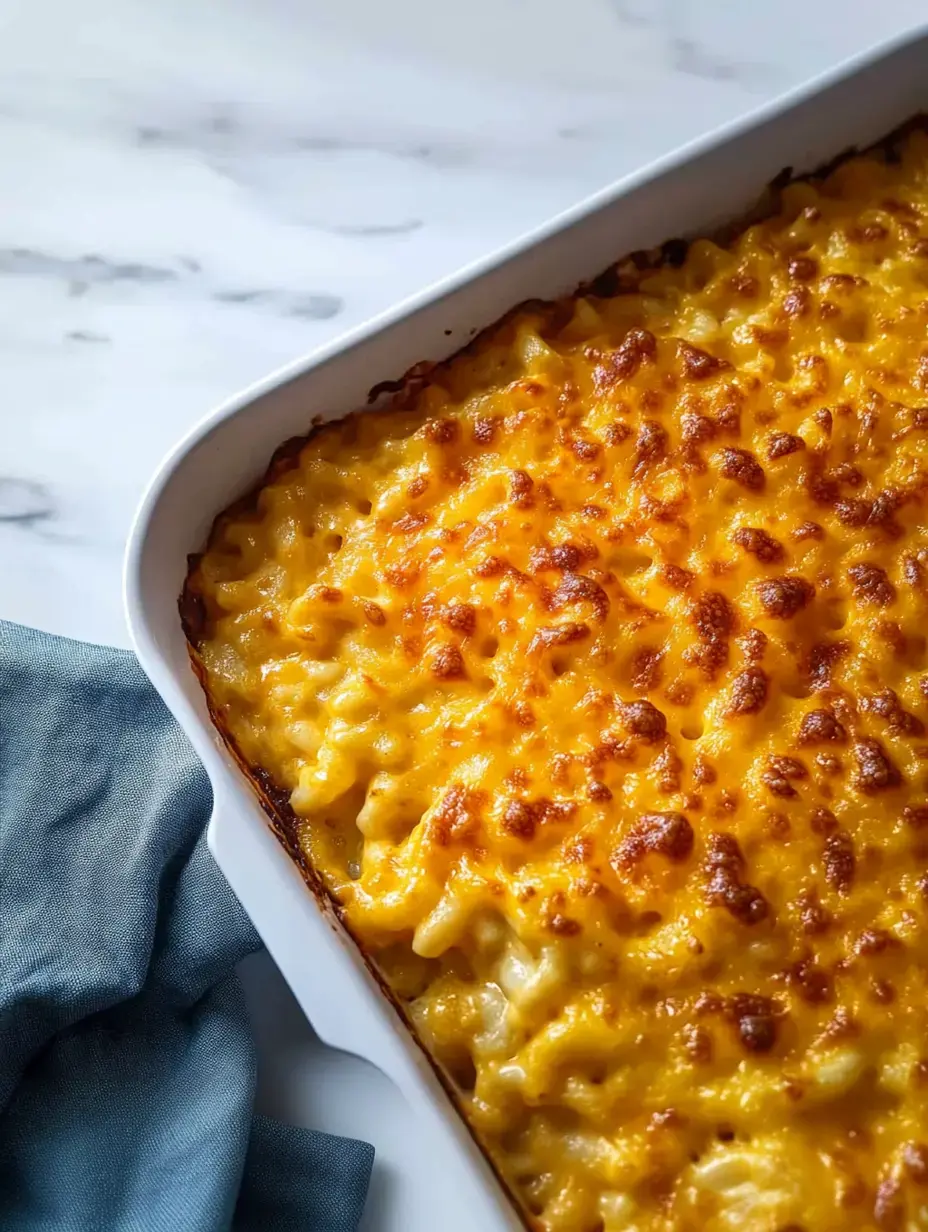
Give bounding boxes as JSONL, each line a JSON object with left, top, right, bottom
{"left": 185, "top": 129, "right": 928, "bottom": 1232}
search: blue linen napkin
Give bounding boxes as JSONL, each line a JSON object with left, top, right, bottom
{"left": 0, "top": 620, "right": 374, "bottom": 1232}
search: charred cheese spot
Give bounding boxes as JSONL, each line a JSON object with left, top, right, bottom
{"left": 719, "top": 446, "right": 766, "bottom": 491}
{"left": 186, "top": 128, "right": 928, "bottom": 1232}
{"left": 849, "top": 563, "right": 897, "bottom": 608}
{"left": 618, "top": 699, "right": 668, "bottom": 742}
{"left": 703, "top": 832, "right": 769, "bottom": 925}
{"left": 611, "top": 811, "right": 694, "bottom": 869}
{"left": 431, "top": 644, "right": 467, "bottom": 680}
{"left": 854, "top": 738, "right": 904, "bottom": 794}
{"left": 756, "top": 575, "right": 816, "bottom": 619}
{"left": 441, "top": 602, "right": 477, "bottom": 637}
{"left": 798, "top": 708, "right": 847, "bottom": 745}
{"left": 728, "top": 667, "right": 770, "bottom": 715}
{"left": 768, "top": 431, "right": 806, "bottom": 459}
{"left": 731, "top": 527, "right": 785, "bottom": 563}
{"left": 823, "top": 830, "right": 856, "bottom": 893}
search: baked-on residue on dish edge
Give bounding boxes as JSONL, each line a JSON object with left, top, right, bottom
{"left": 184, "top": 127, "right": 928, "bottom": 1232}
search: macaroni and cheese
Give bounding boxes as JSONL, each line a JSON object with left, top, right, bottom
{"left": 183, "top": 127, "right": 928, "bottom": 1231}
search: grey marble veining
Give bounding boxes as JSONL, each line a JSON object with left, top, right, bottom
{"left": 0, "top": 477, "right": 54, "bottom": 526}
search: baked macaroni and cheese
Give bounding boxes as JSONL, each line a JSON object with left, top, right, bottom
{"left": 183, "top": 127, "right": 928, "bottom": 1231}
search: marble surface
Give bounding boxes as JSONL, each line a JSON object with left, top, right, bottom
{"left": 2, "top": 1, "right": 926, "bottom": 1227}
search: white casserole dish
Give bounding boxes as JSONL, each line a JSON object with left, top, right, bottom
{"left": 125, "top": 25, "right": 928, "bottom": 1229}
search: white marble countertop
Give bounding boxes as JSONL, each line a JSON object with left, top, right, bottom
{"left": 2, "top": 1, "right": 925, "bottom": 1227}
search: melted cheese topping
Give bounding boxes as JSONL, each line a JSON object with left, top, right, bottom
{"left": 186, "top": 130, "right": 928, "bottom": 1232}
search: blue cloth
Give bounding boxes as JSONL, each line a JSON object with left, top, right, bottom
{"left": 0, "top": 621, "right": 374, "bottom": 1231}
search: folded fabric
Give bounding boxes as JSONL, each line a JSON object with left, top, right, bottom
{"left": 0, "top": 621, "right": 374, "bottom": 1232}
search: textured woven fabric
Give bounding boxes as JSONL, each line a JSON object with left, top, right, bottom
{"left": 0, "top": 621, "right": 374, "bottom": 1232}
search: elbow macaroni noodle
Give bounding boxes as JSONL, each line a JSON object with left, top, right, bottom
{"left": 185, "top": 127, "right": 928, "bottom": 1231}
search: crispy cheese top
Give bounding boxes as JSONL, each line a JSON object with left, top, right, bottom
{"left": 186, "top": 130, "right": 928, "bottom": 1232}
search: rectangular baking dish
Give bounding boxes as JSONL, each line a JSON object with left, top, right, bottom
{"left": 125, "top": 25, "right": 928, "bottom": 1230}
